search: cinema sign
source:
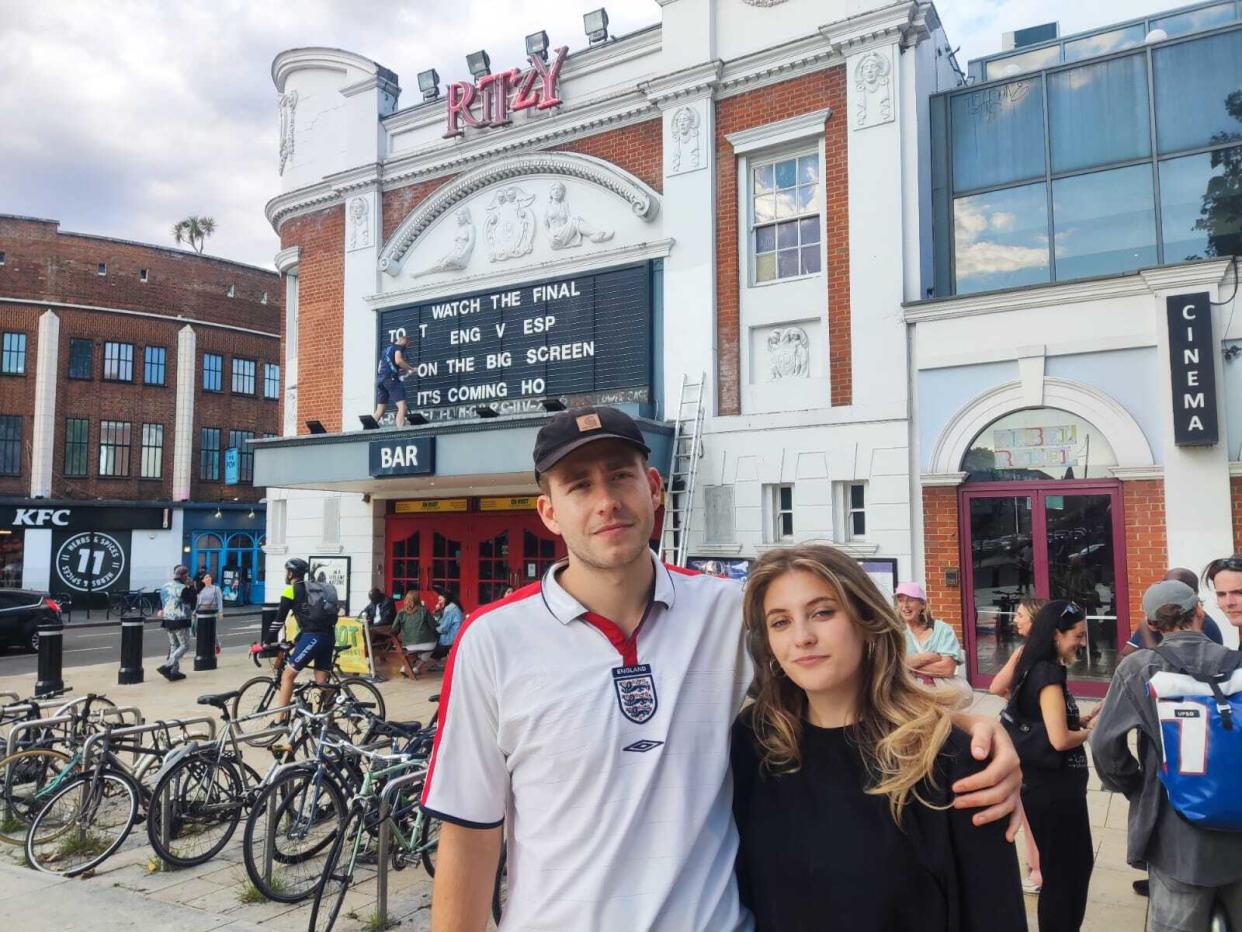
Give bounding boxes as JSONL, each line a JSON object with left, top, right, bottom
{"left": 1165, "top": 292, "right": 1219, "bottom": 446}
{"left": 444, "top": 46, "right": 568, "bottom": 138}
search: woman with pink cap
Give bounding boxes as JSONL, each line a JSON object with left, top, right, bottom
{"left": 896, "top": 582, "right": 964, "bottom": 687}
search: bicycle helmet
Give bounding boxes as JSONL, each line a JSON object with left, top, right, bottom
{"left": 284, "top": 557, "right": 310, "bottom": 578}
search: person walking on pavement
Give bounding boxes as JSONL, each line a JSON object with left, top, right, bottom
{"left": 273, "top": 557, "right": 339, "bottom": 717}
{"left": 1092, "top": 580, "right": 1242, "bottom": 930}
{"left": 372, "top": 333, "right": 416, "bottom": 428}
{"left": 156, "top": 564, "right": 196, "bottom": 681}
{"left": 421, "top": 405, "right": 1023, "bottom": 932}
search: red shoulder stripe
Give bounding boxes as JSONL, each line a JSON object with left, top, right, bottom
{"left": 665, "top": 563, "right": 702, "bottom": 577}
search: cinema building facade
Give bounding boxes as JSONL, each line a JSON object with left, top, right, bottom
{"left": 253, "top": 0, "right": 957, "bottom": 619}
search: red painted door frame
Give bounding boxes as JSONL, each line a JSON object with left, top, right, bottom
{"left": 958, "top": 479, "right": 1130, "bottom": 699}
{"left": 384, "top": 510, "right": 564, "bottom": 613}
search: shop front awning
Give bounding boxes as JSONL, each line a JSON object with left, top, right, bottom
{"left": 251, "top": 411, "right": 674, "bottom": 499}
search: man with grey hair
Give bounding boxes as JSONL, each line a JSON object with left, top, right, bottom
{"left": 1092, "top": 580, "right": 1242, "bottom": 930}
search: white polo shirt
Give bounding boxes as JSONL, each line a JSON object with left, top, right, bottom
{"left": 422, "top": 552, "right": 753, "bottom": 931}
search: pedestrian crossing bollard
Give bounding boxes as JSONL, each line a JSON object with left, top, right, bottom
{"left": 35, "top": 618, "right": 65, "bottom": 697}
{"left": 194, "top": 609, "right": 218, "bottom": 671}
{"left": 118, "top": 610, "right": 144, "bottom": 685}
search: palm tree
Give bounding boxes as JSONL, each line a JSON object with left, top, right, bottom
{"left": 171, "top": 216, "right": 217, "bottom": 254}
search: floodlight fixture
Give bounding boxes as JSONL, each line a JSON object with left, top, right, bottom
{"left": 305, "top": 420, "right": 327, "bottom": 434}
{"left": 466, "top": 50, "right": 491, "bottom": 78}
{"left": 540, "top": 397, "right": 567, "bottom": 412}
{"left": 584, "top": 8, "right": 609, "bottom": 44}
{"left": 526, "top": 30, "right": 550, "bottom": 61}
{"left": 475, "top": 405, "right": 500, "bottom": 418}
{"left": 417, "top": 68, "right": 441, "bottom": 101}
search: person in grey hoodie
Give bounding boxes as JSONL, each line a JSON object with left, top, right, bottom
{"left": 1091, "top": 580, "right": 1242, "bottom": 931}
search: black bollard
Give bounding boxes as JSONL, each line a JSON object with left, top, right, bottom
{"left": 260, "top": 604, "right": 280, "bottom": 644}
{"left": 35, "top": 618, "right": 65, "bottom": 698}
{"left": 118, "top": 610, "right": 144, "bottom": 685}
{"left": 194, "top": 609, "right": 218, "bottom": 671}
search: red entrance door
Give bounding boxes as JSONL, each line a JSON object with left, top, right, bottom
{"left": 959, "top": 480, "right": 1129, "bottom": 698}
{"left": 386, "top": 511, "right": 564, "bottom": 614}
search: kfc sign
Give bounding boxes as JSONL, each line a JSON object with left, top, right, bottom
{"left": 445, "top": 46, "right": 568, "bottom": 139}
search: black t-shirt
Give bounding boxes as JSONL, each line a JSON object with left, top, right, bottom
{"left": 731, "top": 710, "right": 1025, "bottom": 932}
{"left": 1013, "top": 660, "right": 1089, "bottom": 790}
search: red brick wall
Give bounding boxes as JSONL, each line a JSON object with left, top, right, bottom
{"left": 281, "top": 207, "right": 345, "bottom": 434}
{"left": 0, "top": 216, "right": 278, "bottom": 330}
{"left": 382, "top": 179, "right": 451, "bottom": 244}
{"left": 1121, "top": 479, "right": 1167, "bottom": 633}
{"left": 715, "top": 68, "right": 851, "bottom": 415}
{"left": 922, "top": 485, "right": 964, "bottom": 641}
{"left": 1231, "top": 476, "right": 1242, "bottom": 554}
{"left": 555, "top": 119, "right": 664, "bottom": 194}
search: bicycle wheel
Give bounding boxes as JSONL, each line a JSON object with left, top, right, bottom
{"left": 0, "top": 748, "right": 73, "bottom": 845}
{"left": 308, "top": 813, "right": 362, "bottom": 932}
{"left": 147, "top": 752, "right": 244, "bottom": 867}
{"left": 26, "top": 770, "right": 140, "bottom": 876}
{"left": 232, "top": 676, "right": 281, "bottom": 746}
{"left": 242, "top": 766, "right": 347, "bottom": 903}
{"left": 338, "top": 676, "right": 386, "bottom": 720}
{"left": 417, "top": 809, "right": 440, "bottom": 877}
{"left": 493, "top": 842, "right": 508, "bottom": 924}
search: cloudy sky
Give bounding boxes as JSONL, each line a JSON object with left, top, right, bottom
{"left": 0, "top": 0, "right": 1149, "bottom": 269}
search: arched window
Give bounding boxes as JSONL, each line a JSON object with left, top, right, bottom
{"left": 962, "top": 408, "right": 1117, "bottom": 482}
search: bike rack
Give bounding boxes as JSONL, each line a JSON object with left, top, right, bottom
{"left": 4, "top": 713, "right": 74, "bottom": 757}
{"left": 0, "top": 692, "right": 19, "bottom": 705}
{"left": 80, "top": 715, "right": 218, "bottom": 768}
{"left": 376, "top": 766, "right": 431, "bottom": 926}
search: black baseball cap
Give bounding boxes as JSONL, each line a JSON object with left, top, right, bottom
{"left": 533, "top": 406, "right": 651, "bottom": 479}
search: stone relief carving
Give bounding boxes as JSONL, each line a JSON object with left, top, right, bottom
{"left": 484, "top": 186, "right": 537, "bottom": 261}
{"left": 278, "top": 90, "right": 298, "bottom": 175}
{"left": 415, "top": 208, "right": 476, "bottom": 277}
{"left": 668, "top": 105, "right": 703, "bottom": 175}
{"left": 766, "top": 327, "right": 810, "bottom": 380}
{"left": 347, "top": 196, "right": 371, "bottom": 251}
{"left": 854, "top": 50, "right": 893, "bottom": 129}
{"left": 544, "top": 182, "right": 614, "bottom": 250}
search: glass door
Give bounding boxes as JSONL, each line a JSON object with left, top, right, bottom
{"left": 961, "top": 481, "right": 1127, "bottom": 696}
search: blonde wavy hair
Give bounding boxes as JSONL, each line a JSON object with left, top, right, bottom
{"left": 742, "top": 544, "right": 956, "bottom": 824}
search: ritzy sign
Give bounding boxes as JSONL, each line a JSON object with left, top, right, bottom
{"left": 1166, "top": 292, "right": 1219, "bottom": 446}
{"left": 445, "top": 47, "right": 567, "bottom": 138}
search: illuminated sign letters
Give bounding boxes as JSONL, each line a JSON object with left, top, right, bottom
{"left": 445, "top": 47, "right": 568, "bottom": 138}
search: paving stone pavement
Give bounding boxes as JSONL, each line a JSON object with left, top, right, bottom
{"left": 0, "top": 654, "right": 1149, "bottom": 930}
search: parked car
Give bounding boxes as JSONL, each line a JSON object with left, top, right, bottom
{"left": 0, "top": 590, "right": 64, "bottom": 651}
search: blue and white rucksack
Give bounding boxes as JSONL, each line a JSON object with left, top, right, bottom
{"left": 1148, "top": 645, "right": 1242, "bottom": 831}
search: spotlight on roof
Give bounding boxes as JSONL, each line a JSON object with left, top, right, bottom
{"left": 475, "top": 405, "right": 500, "bottom": 419}
{"left": 540, "top": 397, "right": 567, "bottom": 412}
{"left": 466, "top": 50, "right": 491, "bottom": 78}
{"left": 525, "top": 30, "right": 550, "bottom": 61}
{"left": 417, "top": 68, "right": 441, "bottom": 101}
{"left": 407, "top": 412, "right": 429, "bottom": 425}
{"left": 358, "top": 415, "right": 380, "bottom": 430}
{"left": 305, "top": 420, "right": 327, "bottom": 434}
{"left": 584, "top": 8, "right": 609, "bottom": 44}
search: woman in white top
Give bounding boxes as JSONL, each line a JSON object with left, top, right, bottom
{"left": 196, "top": 572, "right": 224, "bottom": 653}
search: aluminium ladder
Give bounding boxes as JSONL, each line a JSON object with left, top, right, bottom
{"left": 658, "top": 372, "right": 706, "bottom": 568}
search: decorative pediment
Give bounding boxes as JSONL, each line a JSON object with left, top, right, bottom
{"left": 378, "top": 152, "right": 659, "bottom": 278}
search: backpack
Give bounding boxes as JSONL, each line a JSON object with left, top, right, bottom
{"left": 303, "top": 578, "right": 340, "bottom": 628}
{"left": 1148, "top": 645, "right": 1242, "bottom": 831}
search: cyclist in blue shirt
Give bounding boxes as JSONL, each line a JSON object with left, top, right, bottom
{"left": 371, "top": 333, "right": 416, "bottom": 427}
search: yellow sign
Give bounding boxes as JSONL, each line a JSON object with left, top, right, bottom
{"left": 479, "top": 496, "right": 538, "bottom": 512}
{"left": 394, "top": 498, "right": 468, "bottom": 514}
{"left": 282, "top": 616, "right": 371, "bottom": 676}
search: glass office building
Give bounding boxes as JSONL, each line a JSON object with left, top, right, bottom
{"left": 930, "top": 3, "right": 1242, "bottom": 296}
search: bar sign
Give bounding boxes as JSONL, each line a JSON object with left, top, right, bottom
{"left": 1166, "top": 292, "right": 1218, "bottom": 446}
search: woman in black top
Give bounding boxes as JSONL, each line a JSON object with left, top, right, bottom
{"left": 1008, "top": 600, "right": 1096, "bottom": 931}
{"left": 731, "top": 544, "right": 1025, "bottom": 931}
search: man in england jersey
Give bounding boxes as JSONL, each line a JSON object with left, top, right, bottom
{"left": 422, "top": 406, "right": 1022, "bottom": 930}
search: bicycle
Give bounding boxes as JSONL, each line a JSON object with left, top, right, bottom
{"left": 107, "top": 589, "right": 158, "bottom": 620}
{"left": 24, "top": 715, "right": 206, "bottom": 876}
{"left": 235, "top": 641, "right": 386, "bottom": 746}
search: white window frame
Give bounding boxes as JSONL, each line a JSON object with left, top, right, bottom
{"left": 833, "top": 480, "right": 868, "bottom": 543}
{"left": 763, "top": 483, "right": 795, "bottom": 543}
{"left": 747, "top": 149, "right": 824, "bottom": 287}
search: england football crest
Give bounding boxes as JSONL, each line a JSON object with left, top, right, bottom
{"left": 612, "top": 664, "right": 658, "bottom": 724}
